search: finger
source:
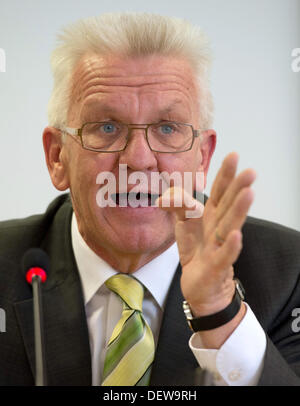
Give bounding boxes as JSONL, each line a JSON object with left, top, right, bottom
{"left": 210, "top": 152, "right": 239, "bottom": 207}
{"left": 216, "top": 168, "right": 256, "bottom": 224}
{"left": 216, "top": 187, "right": 254, "bottom": 241}
{"left": 155, "top": 187, "right": 204, "bottom": 221}
{"left": 212, "top": 229, "right": 243, "bottom": 270}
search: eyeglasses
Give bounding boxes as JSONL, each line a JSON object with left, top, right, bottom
{"left": 60, "top": 121, "right": 205, "bottom": 153}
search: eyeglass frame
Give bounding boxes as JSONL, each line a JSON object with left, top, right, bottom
{"left": 60, "top": 121, "right": 206, "bottom": 153}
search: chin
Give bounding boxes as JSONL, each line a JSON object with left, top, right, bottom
{"left": 81, "top": 203, "right": 175, "bottom": 258}
{"left": 123, "top": 237, "right": 173, "bottom": 256}
{"left": 95, "top": 220, "right": 175, "bottom": 257}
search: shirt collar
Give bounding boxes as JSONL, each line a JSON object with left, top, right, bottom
{"left": 71, "top": 213, "right": 180, "bottom": 309}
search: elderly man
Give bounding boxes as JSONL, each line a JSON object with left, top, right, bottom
{"left": 0, "top": 13, "right": 300, "bottom": 386}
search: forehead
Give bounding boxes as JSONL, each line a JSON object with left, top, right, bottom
{"left": 68, "top": 53, "right": 199, "bottom": 122}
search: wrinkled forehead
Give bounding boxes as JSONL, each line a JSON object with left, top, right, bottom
{"left": 68, "top": 53, "right": 200, "bottom": 118}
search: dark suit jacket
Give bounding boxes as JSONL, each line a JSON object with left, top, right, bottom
{"left": 0, "top": 194, "right": 300, "bottom": 386}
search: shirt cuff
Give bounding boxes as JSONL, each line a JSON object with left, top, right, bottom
{"left": 189, "top": 302, "right": 267, "bottom": 386}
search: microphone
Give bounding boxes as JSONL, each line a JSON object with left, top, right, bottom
{"left": 22, "top": 248, "right": 49, "bottom": 386}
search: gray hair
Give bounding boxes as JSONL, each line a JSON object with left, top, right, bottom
{"left": 48, "top": 12, "right": 214, "bottom": 129}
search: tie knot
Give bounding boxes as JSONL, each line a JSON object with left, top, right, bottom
{"left": 105, "top": 274, "right": 144, "bottom": 312}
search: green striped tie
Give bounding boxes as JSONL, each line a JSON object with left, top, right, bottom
{"left": 101, "top": 274, "right": 155, "bottom": 386}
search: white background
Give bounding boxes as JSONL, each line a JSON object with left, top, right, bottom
{"left": 0, "top": 0, "right": 299, "bottom": 230}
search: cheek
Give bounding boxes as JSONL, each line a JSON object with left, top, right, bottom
{"left": 157, "top": 150, "right": 202, "bottom": 174}
{"left": 157, "top": 150, "right": 203, "bottom": 193}
{"left": 68, "top": 150, "right": 119, "bottom": 202}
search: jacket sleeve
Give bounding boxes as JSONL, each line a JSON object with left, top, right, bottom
{"left": 258, "top": 336, "right": 300, "bottom": 385}
{"left": 237, "top": 217, "right": 300, "bottom": 386}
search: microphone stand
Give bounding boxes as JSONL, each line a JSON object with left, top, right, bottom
{"left": 32, "top": 274, "right": 47, "bottom": 386}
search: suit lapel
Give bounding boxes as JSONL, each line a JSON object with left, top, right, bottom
{"left": 14, "top": 198, "right": 92, "bottom": 385}
{"left": 150, "top": 264, "right": 204, "bottom": 386}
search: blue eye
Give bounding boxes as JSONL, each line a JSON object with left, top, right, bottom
{"left": 160, "top": 124, "right": 174, "bottom": 134}
{"left": 102, "top": 123, "right": 116, "bottom": 133}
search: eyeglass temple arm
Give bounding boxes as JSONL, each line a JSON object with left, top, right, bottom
{"left": 194, "top": 128, "right": 207, "bottom": 142}
{"left": 61, "top": 126, "right": 79, "bottom": 136}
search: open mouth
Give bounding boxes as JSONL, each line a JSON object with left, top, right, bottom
{"left": 111, "top": 192, "right": 160, "bottom": 207}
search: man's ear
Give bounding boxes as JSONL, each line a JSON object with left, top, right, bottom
{"left": 198, "top": 129, "right": 217, "bottom": 189}
{"left": 42, "top": 126, "right": 70, "bottom": 191}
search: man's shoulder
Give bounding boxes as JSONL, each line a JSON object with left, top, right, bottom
{"left": 0, "top": 194, "right": 72, "bottom": 262}
{"left": 243, "top": 215, "right": 300, "bottom": 249}
{"left": 0, "top": 194, "right": 73, "bottom": 302}
{"left": 245, "top": 215, "right": 300, "bottom": 233}
{"left": 238, "top": 215, "right": 300, "bottom": 298}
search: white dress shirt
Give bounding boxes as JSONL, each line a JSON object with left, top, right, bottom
{"left": 71, "top": 213, "right": 267, "bottom": 386}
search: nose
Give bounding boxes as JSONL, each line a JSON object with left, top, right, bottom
{"left": 118, "top": 127, "right": 158, "bottom": 171}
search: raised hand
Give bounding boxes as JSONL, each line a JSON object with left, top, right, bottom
{"left": 156, "top": 152, "right": 256, "bottom": 334}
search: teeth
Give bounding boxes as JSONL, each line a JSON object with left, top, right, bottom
{"left": 111, "top": 192, "right": 160, "bottom": 207}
